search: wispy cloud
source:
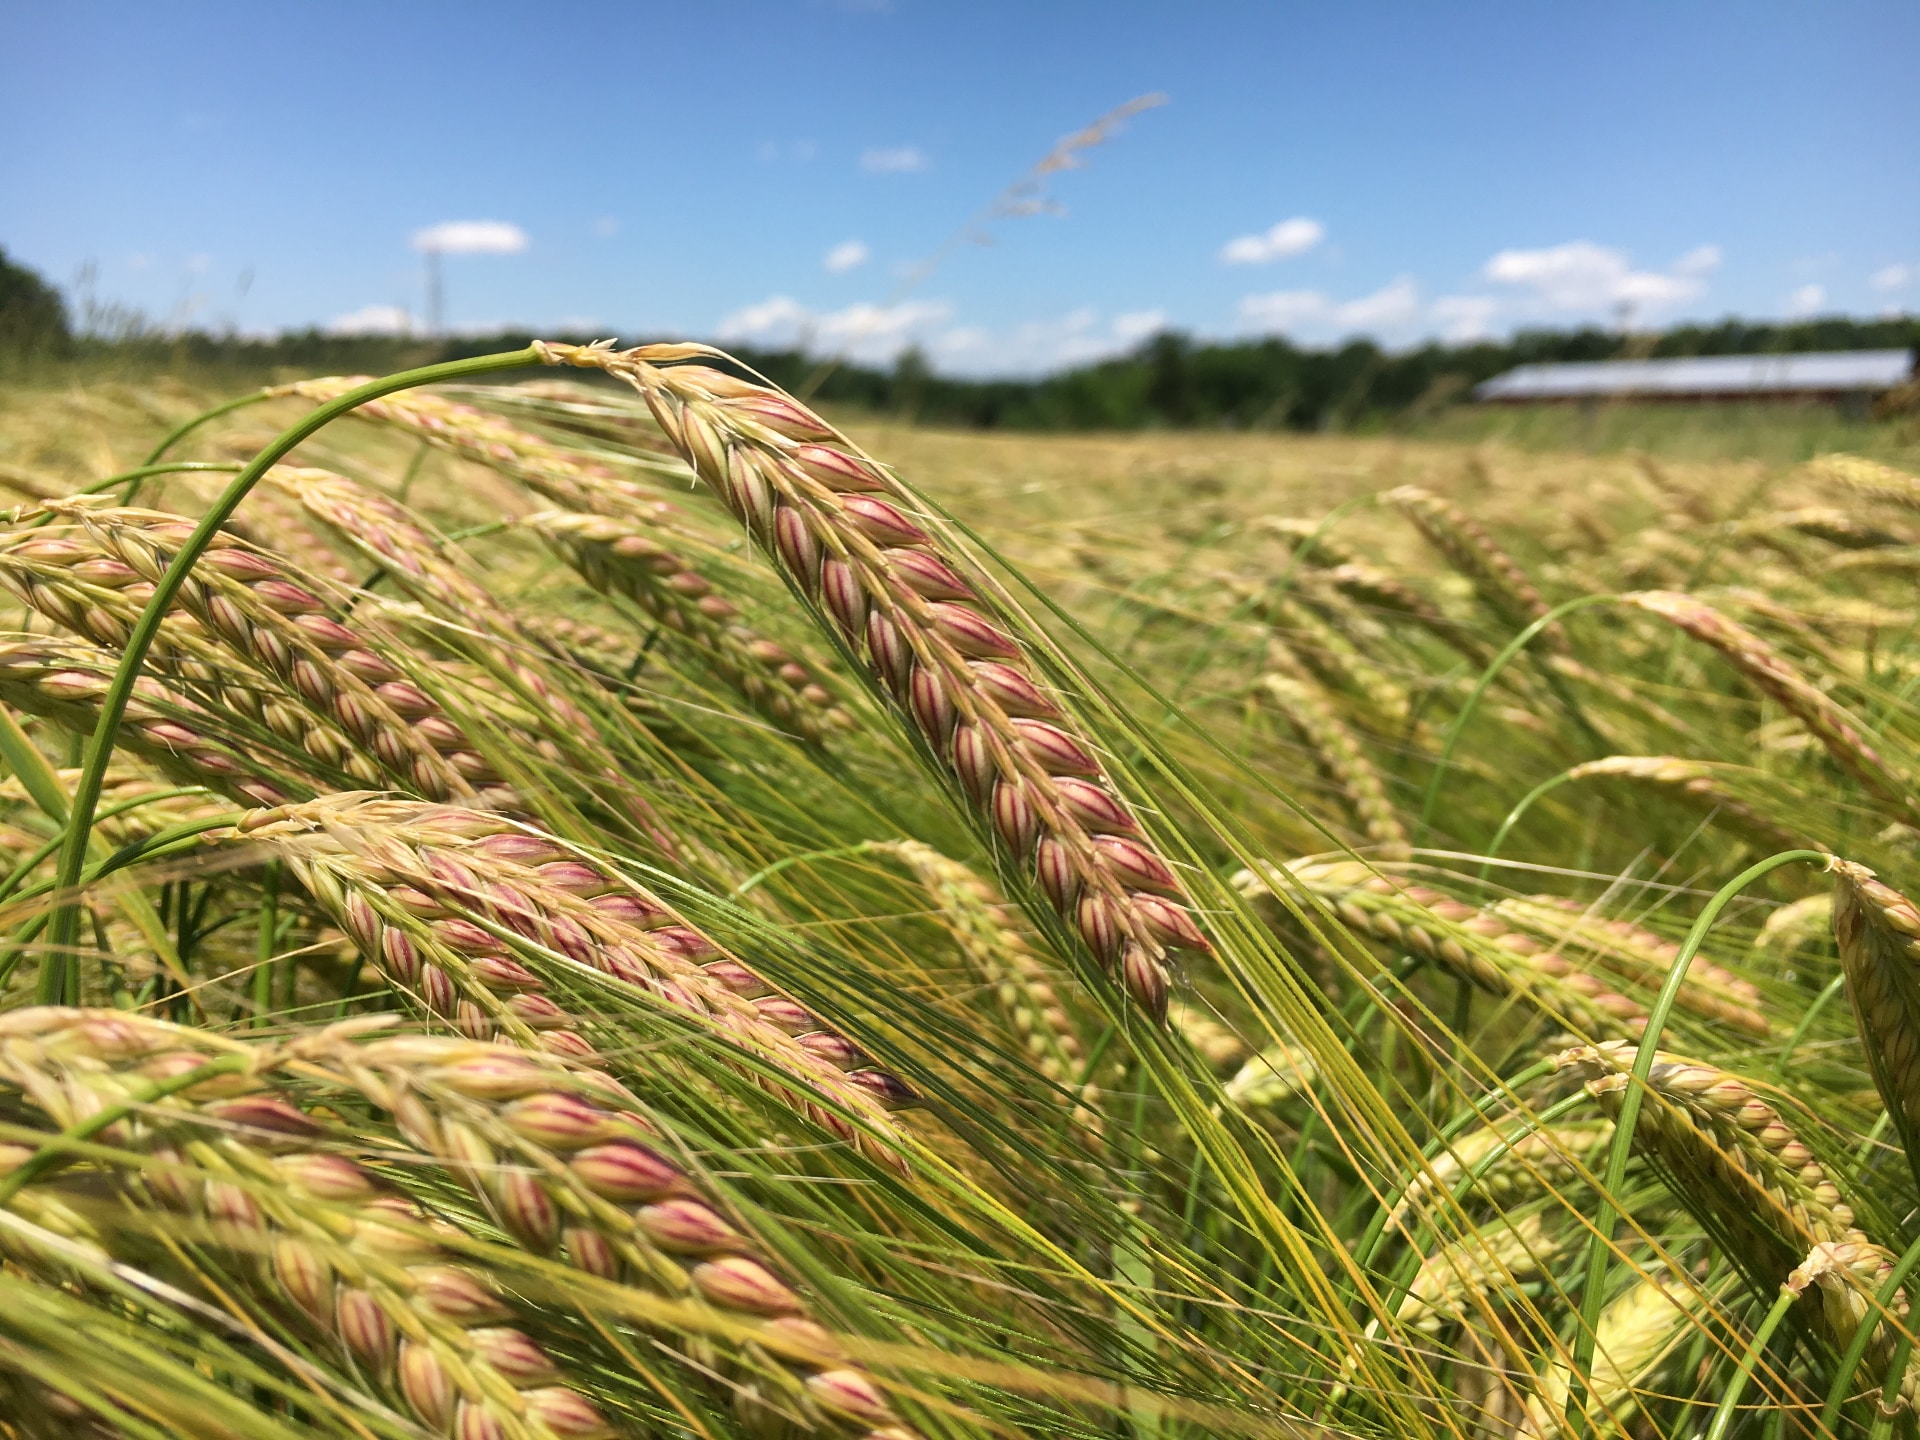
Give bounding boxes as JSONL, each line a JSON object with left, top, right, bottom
{"left": 1429, "top": 294, "right": 1501, "bottom": 341}
{"left": 823, "top": 239, "right": 871, "bottom": 274}
{"left": 758, "top": 138, "right": 818, "bottom": 164}
{"left": 1482, "top": 241, "right": 1707, "bottom": 312}
{"left": 328, "top": 303, "right": 413, "bottom": 336}
{"left": 1786, "top": 283, "right": 1827, "bottom": 317}
{"left": 1220, "top": 217, "right": 1325, "bottom": 266}
{"left": 716, "top": 294, "right": 952, "bottom": 364}
{"left": 411, "top": 220, "right": 529, "bottom": 255}
{"left": 860, "top": 145, "right": 928, "bottom": 174}
{"left": 1872, "top": 263, "right": 1912, "bottom": 292}
{"left": 590, "top": 217, "right": 619, "bottom": 239}
{"left": 1238, "top": 277, "right": 1420, "bottom": 336}
{"left": 932, "top": 307, "right": 1163, "bottom": 376}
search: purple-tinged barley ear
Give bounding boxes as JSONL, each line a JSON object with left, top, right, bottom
{"left": 928, "top": 602, "right": 1020, "bottom": 659}
{"left": 992, "top": 781, "right": 1041, "bottom": 856}
{"left": 889, "top": 548, "right": 976, "bottom": 602}
{"left": 844, "top": 1069, "right": 921, "bottom": 1110}
{"left": 398, "top": 1342, "right": 458, "bottom": 1431}
{"left": 1093, "top": 836, "right": 1183, "bottom": 896}
{"left": 841, "top": 495, "right": 931, "bottom": 547}
{"left": 1052, "top": 777, "right": 1138, "bottom": 834}
{"left": 969, "top": 660, "right": 1061, "bottom": 719}
{"left": 908, "top": 666, "right": 956, "bottom": 745}
{"left": 1012, "top": 719, "right": 1099, "bottom": 776}
{"left": 1035, "top": 839, "right": 1080, "bottom": 910}
{"left": 790, "top": 444, "right": 889, "bottom": 493}
{"left": 774, "top": 506, "right": 823, "bottom": 592}
{"left": 569, "top": 1140, "right": 686, "bottom": 1202}
{"left": 1132, "top": 892, "right": 1209, "bottom": 952}
{"left": 1077, "top": 894, "right": 1125, "bottom": 967}
{"left": 635, "top": 1197, "right": 742, "bottom": 1253}
{"left": 952, "top": 725, "right": 997, "bottom": 804}
{"left": 822, "top": 559, "right": 869, "bottom": 636}
{"left": 1122, "top": 944, "right": 1171, "bottom": 1022}
{"left": 692, "top": 1255, "right": 803, "bottom": 1315}
{"left": 866, "top": 611, "right": 914, "bottom": 693}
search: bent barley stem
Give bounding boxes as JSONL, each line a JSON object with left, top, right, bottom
{"left": 1564, "top": 847, "right": 1829, "bottom": 1435}
{"left": 1414, "top": 593, "right": 1617, "bottom": 847}
{"left": 1703, "top": 1284, "right": 1798, "bottom": 1440}
{"left": 42, "top": 347, "right": 544, "bottom": 1005}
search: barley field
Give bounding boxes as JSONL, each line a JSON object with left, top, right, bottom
{"left": 1, "top": 345, "right": 1920, "bottom": 1440}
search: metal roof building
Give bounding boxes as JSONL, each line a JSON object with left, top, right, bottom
{"left": 1474, "top": 349, "right": 1914, "bottom": 402}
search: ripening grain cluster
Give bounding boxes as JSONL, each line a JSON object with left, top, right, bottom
{"left": 0, "top": 339, "right": 1917, "bottom": 1439}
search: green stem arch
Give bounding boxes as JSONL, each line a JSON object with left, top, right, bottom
{"left": 1563, "top": 847, "right": 1829, "bottom": 1433}
{"left": 1415, "top": 593, "right": 1617, "bottom": 846}
{"left": 39, "top": 346, "right": 545, "bottom": 1004}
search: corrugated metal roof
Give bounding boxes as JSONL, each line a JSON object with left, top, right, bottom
{"left": 1475, "top": 349, "right": 1914, "bottom": 400}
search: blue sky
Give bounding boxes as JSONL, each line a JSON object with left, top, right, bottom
{"left": 4, "top": 1, "right": 1914, "bottom": 375}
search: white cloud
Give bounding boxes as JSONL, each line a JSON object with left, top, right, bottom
{"left": 1220, "top": 217, "right": 1325, "bottom": 265}
{"left": 186, "top": 253, "right": 211, "bottom": 275}
{"left": 860, "top": 145, "right": 928, "bottom": 174}
{"left": 1111, "top": 309, "right": 1167, "bottom": 344}
{"left": 591, "top": 217, "right": 619, "bottom": 239}
{"left": 1673, "top": 244, "right": 1723, "bottom": 277}
{"left": 716, "top": 294, "right": 952, "bottom": 364}
{"left": 1238, "top": 290, "right": 1330, "bottom": 332}
{"left": 823, "top": 239, "right": 870, "bottom": 273}
{"left": 1238, "top": 277, "right": 1421, "bottom": 337}
{"left": 932, "top": 307, "right": 1162, "bottom": 376}
{"left": 328, "top": 304, "right": 413, "bottom": 336}
{"left": 1337, "top": 276, "right": 1420, "bottom": 330}
{"left": 1872, "top": 263, "right": 1912, "bottom": 292}
{"left": 1482, "top": 241, "right": 1703, "bottom": 312}
{"left": 758, "top": 138, "right": 818, "bottom": 164}
{"left": 1430, "top": 294, "right": 1501, "bottom": 341}
{"left": 411, "top": 220, "right": 529, "bottom": 255}
{"left": 1786, "top": 283, "right": 1827, "bottom": 317}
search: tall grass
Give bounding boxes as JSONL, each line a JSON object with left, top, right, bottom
{"left": 0, "top": 346, "right": 1917, "bottom": 1438}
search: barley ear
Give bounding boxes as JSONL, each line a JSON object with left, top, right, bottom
{"left": 1831, "top": 858, "right": 1920, "bottom": 1195}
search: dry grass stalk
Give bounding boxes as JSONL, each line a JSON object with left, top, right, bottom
{"left": 536, "top": 341, "right": 1209, "bottom": 1020}
{"left": 0, "top": 1009, "right": 618, "bottom": 1440}
{"left": 1260, "top": 672, "right": 1410, "bottom": 859}
{"left": 1831, "top": 860, "right": 1920, "bottom": 1190}
{"left": 1236, "top": 860, "right": 1650, "bottom": 1041}
{"left": 1623, "top": 591, "right": 1918, "bottom": 820}
{"left": 531, "top": 509, "right": 845, "bottom": 744}
{"left": 226, "top": 798, "right": 916, "bottom": 1149}
{"left": 883, "top": 840, "right": 1099, "bottom": 1124}
{"left": 1490, "top": 894, "right": 1770, "bottom": 1039}
{"left": 1385, "top": 486, "right": 1566, "bottom": 652}
{"left": 1565, "top": 754, "right": 1823, "bottom": 858}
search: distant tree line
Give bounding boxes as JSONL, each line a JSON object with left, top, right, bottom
{"left": 2, "top": 246, "right": 1914, "bottom": 429}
